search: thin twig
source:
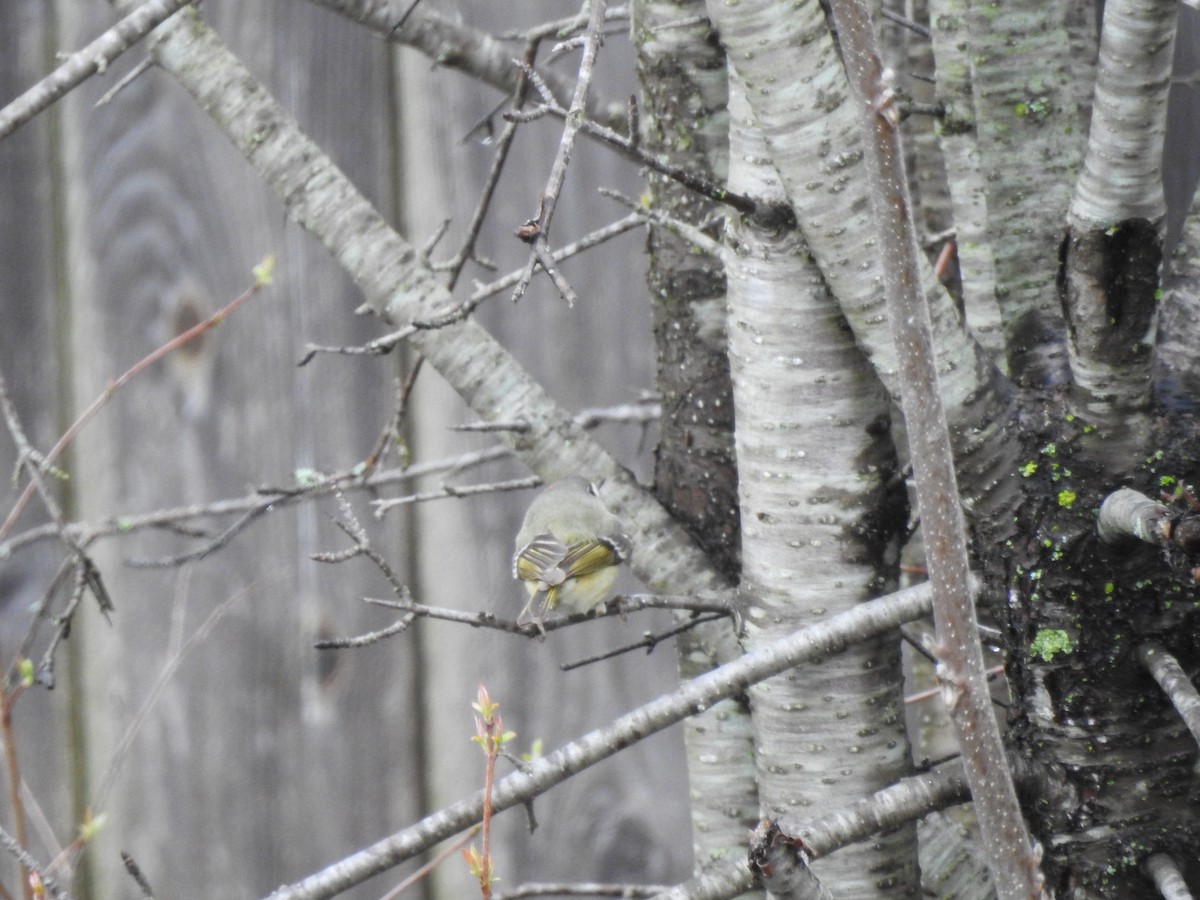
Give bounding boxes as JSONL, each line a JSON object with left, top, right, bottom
{"left": 363, "top": 357, "right": 425, "bottom": 476}
{"left": 265, "top": 581, "right": 941, "bottom": 899}
{"left": 0, "top": 373, "right": 112, "bottom": 614}
{"left": 905, "top": 664, "right": 1005, "bottom": 704}
{"left": 0, "top": 402, "right": 655, "bottom": 563}
{"left": 451, "top": 421, "right": 533, "bottom": 434}
{"left": 444, "top": 44, "right": 537, "bottom": 291}
{"left": 527, "top": 239, "right": 579, "bottom": 306}
{"left": 493, "top": 885, "right": 668, "bottom": 900}
{"left": 377, "top": 828, "right": 478, "bottom": 900}
{"left": 0, "top": 824, "right": 70, "bottom": 900}
{"left": 510, "top": 0, "right": 608, "bottom": 303}
{"left": 503, "top": 6, "right": 630, "bottom": 43}
{"left": 123, "top": 505, "right": 270, "bottom": 568}
{"left": 510, "top": 101, "right": 761, "bottom": 217}
{"left": 0, "top": 0, "right": 194, "bottom": 142}
{"left": 599, "top": 188, "right": 725, "bottom": 257}
{"left": 33, "top": 564, "right": 90, "bottom": 689}
{"left": 93, "top": 56, "right": 154, "bottom": 107}
{"left": 0, "top": 262, "right": 272, "bottom": 543}
{"left": 0, "top": 686, "right": 29, "bottom": 900}
{"left": 91, "top": 569, "right": 274, "bottom": 810}
{"left": 296, "top": 215, "right": 644, "bottom": 363}
{"left": 313, "top": 615, "right": 415, "bottom": 649}
{"left": 880, "top": 6, "right": 931, "bottom": 38}
{"left": 560, "top": 613, "right": 728, "bottom": 671}
{"left": 371, "top": 476, "right": 541, "bottom": 517}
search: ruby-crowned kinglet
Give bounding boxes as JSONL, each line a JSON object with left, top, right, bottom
{"left": 513, "top": 476, "right": 632, "bottom": 628}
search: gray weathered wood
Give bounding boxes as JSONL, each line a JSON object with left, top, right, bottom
{"left": 0, "top": 2, "right": 689, "bottom": 897}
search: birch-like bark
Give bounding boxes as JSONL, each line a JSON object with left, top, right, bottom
{"left": 827, "top": 1, "right": 1043, "bottom": 895}
{"left": 307, "top": 0, "right": 628, "bottom": 129}
{"left": 1155, "top": 182, "right": 1200, "bottom": 407}
{"left": 961, "top": 0, "right": 1079, "bottom": 384}
{"left": 1138, "top": 642, "right": 1200, "bottom": 748}
{"left": 725, "top": 74, "right": 917, "bottom": 896}
{"left": 927, "top": 0, "right": 1002, "bottom": 359}
{"left": 267, "top": 583, "right": 937, "bottom": 899}
{"left": 1063, "top": 0, "right": 1178, "bottom": 450}
{"left": 630, "top": 0, "right": 757, "bottom": 878}
{"left": 122, "top": 6, "right": 729, "bottom": 623}
{"left": 0, "top": 0, "right": 193, "bottom": 141}
{"left": 705, "top": 0, "right": 1019, "bottom": 522}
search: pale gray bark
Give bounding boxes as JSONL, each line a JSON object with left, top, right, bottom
{"left": 927, "top": 0, "right": 1002, "bottom": 359}
{"left": 630, "top": 0, "right": 756, "bottom": 879}
{"left": 962, "top": 0, "right": 1079, "bottom": 384}
{"left": 829, "top": 0, "right": 1043, "bottom": 894}
{"left": 267, "top": 583, "right": 938, "bottom": 898}
{"left": 705, "top": 0, "right": 1019, "bottom": 522}
{"left": 1138, "top": 642, "right": 1200, "bottom": 748}
{"left": 725, "top": 73, "right": 917, "bottom": 896}
{"left": 1144, "top": 853, "right": 1195, "bottom": 900}
{"left": 1063, "top": 0, "right": 1178, "bottom": 442}
{"left": 126, "top": 5, "right": 728, "bottom": 611}
{"left": 308, "top": 0, "right": 628, "bottom": 129}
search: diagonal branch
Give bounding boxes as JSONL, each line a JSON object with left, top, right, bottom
{"left": 264, "top": 581, "right": 940, "bottom": 899}
{"left": 826, "top": 0, "right": 1044, "bottom": 896}
{"left": 510, "top": 0, "right": 609, "bottom": 303}
{"left": 0, "top": 0, "right": 194, "bottom": 142}
{"left": 112, "top": 3, "right": 730, "bottom": 639}
{"left": 305, "top": 0, "right": 627, "bottom": 130}
{"left": 1137, "top": 642, "right": 1200, "bottom": 749}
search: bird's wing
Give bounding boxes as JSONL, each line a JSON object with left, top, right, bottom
{"left": 559, "top": 537, "right": 623, "bottom": 578}
{"left": 514, "top": 533, "right": 570, "bottom": 586}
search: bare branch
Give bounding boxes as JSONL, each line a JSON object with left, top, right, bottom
{"left": 263, "top": 581, "right": 938, "bottom": 899}
{"left": 1097, "top": 488, "right": 1171, "bottom": 546}
{"left": 443, "top": 42, "right": 535, "bottom": 291}
{"left": 513, "top": 100, "right": 762, "bottom": 217}
{"left": 510, "top": 0, "right": 609, "bottom": 303}
{"left": 494, "top": 885, "right": 668, "bottom": 900}
{"left": 0, "top": 0, "right": 194, "bottom": 142}
{"left": 121, "top": 8, "right": 726, "bottom": 618}
{"left": 653, "top": 761, "right": 971, "bottom": 900}
{"left": 1137, "top": 642, "right": 1200, "bottom": 749}
{"left": 827, "top": 0, "right": 1043, "bottom": 895}
{"left": 296, "top": 213, "right": 644, "bottom": 363}
{"left": 306, "top": 0, "right": 628, "bottom": 130}
{"left": 0, "top": 265, "right": 269, "bottom": 544}
{"left": 371, "top": 475, "right": 540, "bottom": 516}
{"left": 0, "top": 824, "right": 70, "bottom": 900}
{"left": 749, "top": 819, "right": 834, "bottom": 900}
{"left": 599, "top": 189, "right": 725, "bottom": 257}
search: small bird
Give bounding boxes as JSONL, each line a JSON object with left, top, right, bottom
{"left": 513, "top": 476, "right": 632, "bottom": 630}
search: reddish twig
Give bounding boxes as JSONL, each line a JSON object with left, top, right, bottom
{"left": 465, "top": 687, "right": 514, "bottom": 899}
{"left": 0, "top": 259, "right": 273, "bottom": 544}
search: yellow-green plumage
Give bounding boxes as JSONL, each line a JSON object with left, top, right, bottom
{"left": 513, "top": 477, "right": 631, "bottom": 626}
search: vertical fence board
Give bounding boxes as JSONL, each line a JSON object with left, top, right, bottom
{"left": 1, "top": 2, "right": 692, "bottom": 897}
